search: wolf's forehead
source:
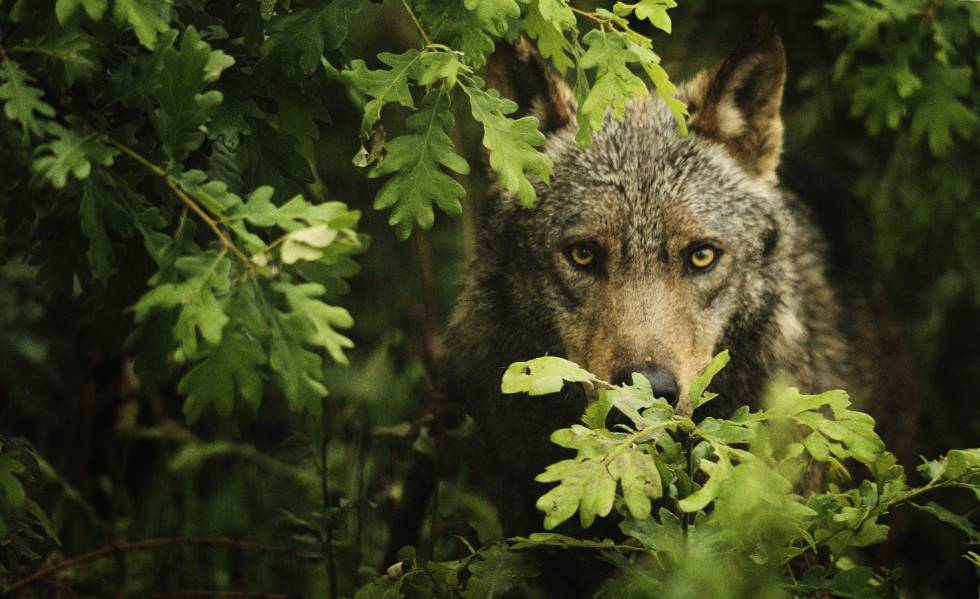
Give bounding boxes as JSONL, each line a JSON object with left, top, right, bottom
{"left": 545, "top": 132, "right": 754, "bottom": 236}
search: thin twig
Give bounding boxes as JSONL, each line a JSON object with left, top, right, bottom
{"left": 165, "top": 178, "right": 251, "bottom": 266}
{"left": 107, "top": 138, "right": 166, "bottom": 177}
{"left": 570, "top": 6, "right": 603, "bottom": 25}
{"left": 399, "top": 0, "right": 433, "bottom": 46}
{"left": 570, "top": 6, "right": 628, "bottom": 34}
{"left": 3, "top": 538, "right": 309, "bottom": 595}
{"left": 107, "top": 138, "right": 252, "bottom": 269}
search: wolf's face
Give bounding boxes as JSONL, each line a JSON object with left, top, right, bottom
{"left": 483, "top": 23, "right": 792, "bottom": 411}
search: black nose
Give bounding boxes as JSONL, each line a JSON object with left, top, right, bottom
{"left": 611, "top": 364, "right": 680, "bottom": 406}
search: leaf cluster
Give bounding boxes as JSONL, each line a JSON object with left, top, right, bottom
{"left": 485, "top": 353, "right": 980, "bottom": 597}
{"left": 816, "top": 0, "right": 980, "bottom": 317}
{"left": 343, "top": 0, "right": 688, "bottom": 235}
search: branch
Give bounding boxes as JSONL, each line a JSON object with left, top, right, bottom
{"left": 3, "top": 537, "right": 311, "bottom": 595}
{"left": 399, "top": 0, "right": 433, "bottom": 46}
{"left": 107, "top": 138, "right": 253, "bottom": 270}
{"left": 571, "top": 6, "right": 624, "bottom": 31}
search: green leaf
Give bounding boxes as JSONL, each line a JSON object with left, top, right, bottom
{"left": 33, "top": 124, "right": 117, "bottom": 189}
{"left": 608, "top": 445, "right": 663, "bottom": 520}
{"left": 463, "top": 83, "right": 553, "bottom": 207}
{"left": 417, "top": 51, "right": 466, "bottom": 87}
{"left": 281, "top": 225, "right": 338, "bottom": 264}
{"left": 208, "top": 85, "right": 264, "bottom": 150}
{"left": 343, "top": 50, "right": 422, "bottom": 137}
{"left": 230, "top": 187, "right": 362, "bottom": 259}
{"left": 132, "top": 252, "right": 232, "bottom": 361}
{"left": 573, "top": 57, "right": 593, "bottom": 145}
{"left": 153, "top": 26, "right": 229, "bottom": 163}
{"left": 0, "top": 455, "right": 27, "bottom": 509}
{"left": 697, "top": 417, "right": 754, "bottom": 445}
{"left": 112, "top": 0, "right": 171, "bottom": 50}
{"left": 178, "top": 330, "right": 266, "bottom": 423}
{"left": 24, "top": 498, "right": 60, "bottom": 545}
{"left": 909, "top": 65, "right": 978, "bottom": 156}
{"left": 613, "top": 0, "right": 677, "bottom": 33}
{"left": 945, "top": 448, "right": 980, "bottom": 479}
{"left": 370, "top": 88, "right": 469, "bottom": 239}
{"left": 354, "top": 575, "right": 403, "bottom": 599}
{"left": 17, "top": 31, "right": 107, "bottom": 87}
{"left": 688, "top": 350, "right": 730, "bottom": 410}
{"left": 508, "top": 532, "right": 618, "bottom": 550}
{"left": 678, "top": 452, "right": 732, "bottom": 513}
{"left": 265, "top": 300, "right": 328, "bottom": 413}
{"left": 0, "top": 59, "right": 55, "bottom": 137}
{"left": 577, "top": 30, "right": 649, "bottom": 145}
{"left": 501, "top": 356, "right": 594, "bottom": 395}
{"left": 55, "top": 0, "right": 107, "bottom": 23}
{"left": 535, "top": 457, "right": 613, "bottom": 528}
{"left": 582, "top": 391, "right": 613, "bottom": 429}
{"left": 177, "top": 170, "right": 244, "bottom": 217}
{"left": 524, "top": 1, "right": 577, "bottom": 75}
{"left": 602, "top": 373, "right": 672, "bottom": 430}
{"left": 814, "top": 418, "right": 883, "bottom": 466}
{"left": 795, "top": 565, "right": 880, "bottom": 598}
{"left": 261, "top": 0, "right": 361, "bottom": 75}
{"left": 911, "top": 501, "right": 980, "bottom": 543}
{"left": 416, "top": 0, "right": 497, "bottom": 68}
{"left": 79, "top": 176, "right": 133, "bottom": 282}
{"left": 275, "top": 282, "right": 354, "bottom": 365}
{"left": 463, "top": 0, "right": 523, "bottom": 36}
{"left": 620, "top": 508, "right": 684, "bottom": 551}
{"left": 464, "top": 545, "right": 540, "bottom": 599}
{"left": 233, "top": 188, "right": 355, "bottom": 231}
{"left": 535, "top": 424, "right": 662, "bottom": 528}
{"left": 790, "top": 397, "right": 885, "bottom": 469}
{"left": 637, "top": 54, "right": 687, "bottom": 136}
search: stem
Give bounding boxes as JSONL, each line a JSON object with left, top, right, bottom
{"left": 781, "top": 469, "right": 980, "bottom": 566}
{"left": 683, "top": 433, "right": 694, "bottom": 536}
{"left": 399, "top": 0, "right": 433, "bottom": 46}
{"left": 320, "top": 400, "right": 339, "bottom": 599}
{"left": 571, "top": 6, "right": 623, "bottom": 32}
{"left": 107, "top": 138, "right": 252, "bottom": 269}
{"left": 3, "top": 538, "right": 309, "bottom": 595}
{"left": 108, "top": 138, "right": 167, "bottom": 177}
{"left": 570, "top": 7, "right": 604, "bottom": 26}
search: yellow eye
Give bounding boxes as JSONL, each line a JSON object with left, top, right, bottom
{"left": 568, "top": 243, "right": 597, "bottom": 268}
{"left": 689, "top": 246, "right": 719, "bottom": 270}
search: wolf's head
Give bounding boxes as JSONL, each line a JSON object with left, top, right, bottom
{"left": 476, "top": 21, "right": 816, "bottom": 413}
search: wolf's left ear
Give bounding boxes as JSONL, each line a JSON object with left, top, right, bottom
{"left": 485, "top": 38, "right": 576, "bottom": 134}
{"left": 680, "top": 18, "right": 786, "bottom": 181}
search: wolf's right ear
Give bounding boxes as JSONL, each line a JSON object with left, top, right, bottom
{"left": 680, "top": 18, "right": 786, "bottom": 181}
{"left": 485, "top": 39, "right": 576, "bottom": 134}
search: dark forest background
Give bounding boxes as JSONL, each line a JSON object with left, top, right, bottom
{"left": 1, "top": 0, "right": 978, "bottom": 597}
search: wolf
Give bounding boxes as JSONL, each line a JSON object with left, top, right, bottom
{"left": 440, "top": 20, "right": 915, "bottom": 542}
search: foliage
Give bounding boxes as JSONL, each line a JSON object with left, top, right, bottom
{"left": 0, "top": 436, "right": 58, "bottom": 579}
{"left": 816, "top": 0, "right": 980, "bottom": 342}
{"left": 1, "top": 0, "right": 979, "bottom": 597}
{"left": 354, "top": 354, "right": 979, "bottom": 598}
